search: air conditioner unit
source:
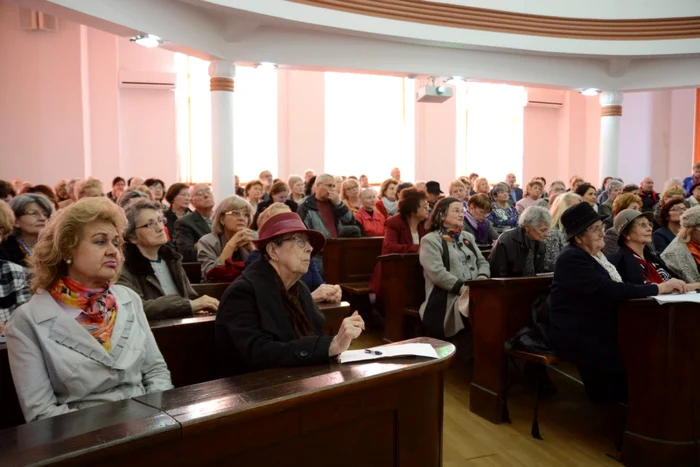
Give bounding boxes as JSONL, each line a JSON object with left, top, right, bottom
{"left": 526, "top": 88, "right": 565, "bottom": 109}
{"left": 119, "top": 70, "right": 177, "bottom": 90}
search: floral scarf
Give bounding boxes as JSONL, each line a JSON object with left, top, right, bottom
{"left": 440, "top": 226, "right": 463, "bottom": 244}
{"left": 49, "top": 277, "right": 118, "bottom": 353}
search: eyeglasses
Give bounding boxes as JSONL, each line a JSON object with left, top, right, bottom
{"left": 449, "top": 208, "right": 465, "bottom": 214}
{"left": 323, "top": 184, "right": 336, "bottom": 189}
{"left": 224, "top": 210, "right": 250, "bottom": 218}
{"left": 585, "top": 225, "right": 604, "bottom": 235}
{"left": 23, "top": 210, "right": 49, "bottom": 218}
{"left": 284, "top": 235, "right": 311, "bottom": 249}
{"left": 670, "top": 206, "right": 686, "bottom": 212}
{"left": 194, "top": 189, "right": 212, "bottom": 197}
{"left": 137, "top": 218, "right": 167, "bottom": 230}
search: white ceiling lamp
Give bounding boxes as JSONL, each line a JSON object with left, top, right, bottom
{"left": 130, "top": 34, "right": 162, "bottom": 48}
{"left": 580, "top": 88, "right": 600, "bottom": 96}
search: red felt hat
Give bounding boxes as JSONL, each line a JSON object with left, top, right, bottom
{"left": 253, "top": 212, "right": 326, "bottom": 256}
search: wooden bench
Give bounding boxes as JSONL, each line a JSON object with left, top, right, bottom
{"left": 322, "top": 237, "right": 384, "bottom": 302}
{"left": 0, "top": 338, "right": 455, "bottom": 466}
{"left": 379, "top": 253, "right": 425, "bottom": 342}
{"left": 192, "top": 282, "right": 230, "bottom": 300}
{"left": 182, "top": 261, "right": 202, "bottom": 284}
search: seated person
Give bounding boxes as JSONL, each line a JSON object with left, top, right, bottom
{"left": 288, "top": 175, "right": 306, "bottom": 204}
{"left": 5, "top": 198, "right": 173, "bottom": 422}
{"left": 662, "top": 206, "right": 700, "bottom": 283}
{"left": 575, "top": 183, "right": 599, "bottom": 211}
{"left": 143, "top": 178, "right": 166, "bottom": 210}
{"left": 341, "top": 178, "right": 361, "bottom": 215}
{"left": 419, "top": 198, "right": 490, "bottom": 338}
{"left": 375, "top": 178, "right": 399, "bottom": 218}
{"left": 246, "top": 203, "right": 340, "bottom": 303}
{"left": 215, "top": 212, "right": 364, "bottom": 375}
{"left": 251, "top": 181, "right": 298, "bottom": 229}
{"left": 107, "top": 177, "right": 125, "bottom": 203}
{"left": 354, "top": 188, "right": 385, "bottom": 236}
{"left": 544, "top": 193, "right": 581, "bottom": 271}
{"left": 489, "top": 206, "right": 550, "bottom": 278}
{"left": 297, "top": 174, "right": 362, "bottom": 238}
{"left": 0, "top": 201, "right": 32, "bottom": 336}
{"left": 197, "top": 195, "right": 255, "bottom": 282}
{"left": 463, "top": 194, "right": 498, "bottom": 247}
{"left": 602, "top": 193, "right": 642, "bottom": 256}
{"left": 164, "top": 182, "right": 192, "bottom": 237}
{"left": 118, "top": 201, "right": 219, "bottom": 320}
{"left": 175, "top": 183, "right": 215, "bottom": 262}
{"left": 74, "top": 177, "right": 105, "bottom": 200}
{"left": 0, "top": 193, "right": 54, "bottom": 268}
{"left": 549, "top": 202, "right": 685, "bottom": 404}
{"left": 653, "top": 199, "right": 686, "bottom": 253}
{"left": 244, "top": 179, "right": 264, "bottom": 212}
{"left": 448, "top": 179, "right": 468, "bottom": 209}
{"left": 117, "top": 187, "right": 152, "bottom": 210}
{"left": 598, "top": 180, "right": 623, "bottom": 218}
{"left": 369, "top": 187, "right": 429, "bottom": 296}
{"left": 487, "top": 184, "right": 518, "bottom": 234}
{"left": 609, "top": 209, "right": 681, "bottom": 286}
{"left": 515, "top": 180, "right": 544, "bottom": 215}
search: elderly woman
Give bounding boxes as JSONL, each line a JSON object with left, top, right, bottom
{"left": 653, "top": 199, "right": 686, "bottom": 253}
{"left": 375, "top": 178, "right": 399, "bottom": 218}
{"left": 550, "top": 203, "right": 684, "bottom": 404}
{"left": 215, "top": 212, "right": 364, "bottom": 374}
{"left": 4, "top": 198, "right": 173, "bottom": 422}
{"left": 487, "top": 184, "right": 518, "bottom": 235}
{"left": 164, "top": 182, "right": 192, "bottom": 238}
{"left": 543, "top": 193, "right": 581, "bottom": 271}
{"left": 107, "top": 177, "right": 126, "bottom": 203}
{"left": 0, "top": 194, "right": 54, "bottom": 268}
{"left": 0, "top": 202, "right": 31, "bottom": 336}
{"left": 661, "top": 206, "right": 700, "bottom": 283}
{"left": 75, "top": 178, "right": 105, "bottom": 199}
{"left": 515, "top": 180, "right": 544, "bottom": 215}
{"left": 448, "top": 180, "right": 468, "bottom": 207}
{"left": 463, "top": 194, "right": 498, "bottom": 247}
{"left": 355, "top": 188, "right": 385, "bottom": 236}
{"left": 144, "top": 178, "right": 166, "bottom": 209}
{"left": 244, "top": 180, "right": 264, "bottom": 212}
{"left": 118, "top": 188, "right": 152, "bottom": 210}
{"left": 474, "top": 177, "right": 490, "bottom": 196}
{"left": 288, "top": 175, "right": 306, "bottom": 204}
{"left": 252, "top": 181, "right": 298, "bottom": 230}
{"left": 598, "top": 180, "right": 623, "bottom": 218}
{"left": 118, "top": 201, "right": 219, "bottom": 320}
{"left": 341, "top": 178, "right": 362, "bottom": 215}
{"left": 419, "top": 197, "right": 490, "bottom": 338}
{"left": 602, "top": 193, "right": 643, "bottom": 256}
{"left": 489, "top": 206, "right": 550, "bottom": 278}
{"left": 569, "top": 176, "right": 584, "bottom": 192}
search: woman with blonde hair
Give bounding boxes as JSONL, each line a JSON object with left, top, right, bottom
{"left": 375, "top": 178, "right": 399, "bottom": 218}
{"left": 244, "top": 180, "right": 264, "bottom": 212}
{"left": 341, "top": 178, "right": 361, "bottom": 215}
{"left": 75, "top": 177, "right": 105, "bottom": 199}
{"left": 4, "top": 197, "right": 172, "bottom": 422}
{"left": 288, "top": 175, "right": 305, "bottom": 204}
{"left": 474, "top": 177, "right": 490, "bottom": 196}
{"left": 0, "top": 193, "right": 54, "bottom": 268}
{"left": 543, "top": 192, "right": 581, "bottom": 271}
{"left": 515, "top": 180, "right": 544, "bottom": 215}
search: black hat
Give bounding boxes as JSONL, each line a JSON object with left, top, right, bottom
{"left": 690, "top": 181, "right": 700, "bottom": 195}
{"left": 425, "top": 181, "right": 443, "bottom": 195}
{"left": 561, "top": 202, "right": 607, "bottom": 240}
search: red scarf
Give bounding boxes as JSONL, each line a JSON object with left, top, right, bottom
{"left": 627, "top": 247, "right": 663, "bottom": 284}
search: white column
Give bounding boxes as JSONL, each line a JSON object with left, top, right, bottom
{"left": 208, "top": 60, "right": 235, "bottom": 203}
{"left": 598, "top": 91, "right": 624, "bottom": 182}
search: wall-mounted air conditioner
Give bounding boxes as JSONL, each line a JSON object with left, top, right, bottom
{"left": 526, "top": 88, "right": 565, "bottom": 109}
{"left": 119, "top": 70, "right": 177, "bottom": 90}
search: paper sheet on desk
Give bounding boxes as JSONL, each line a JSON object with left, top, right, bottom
{"left": 339, "top": 343, "right": 439, "bottom": 364}
{"left": 652, "top": 292, "right": 700, "bottom": 304}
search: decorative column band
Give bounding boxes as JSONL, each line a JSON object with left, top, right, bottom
{"left": 601, "top": 105, "right": 622, "bottom": 117}
{"left": 210, "top": 77, "right": 234, "bottom": 92}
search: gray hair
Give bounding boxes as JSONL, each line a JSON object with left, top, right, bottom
{"left": 678, "top": 206, "right": 700, "bottom": 243}
{"left": 124, "top": 200, "right": 161, "bottom": 242}
{"left": 316, "top": 174, "right": 334, "bottom": 185}
{"left": 212, "top": 195, "right": 253, "bottom": 236}
{"left": 607, "top": 180, "right": 623, "bottom": 193}
{"left": 664, "top": 178, "right": 683, "bottom": 191}
{"left": 118, "top": 190, "right": 149, "bottom": 209}
{"left": 518, "top": 206, "right": 551, "bottom": 229}
{"left": 288, "top": 175, "right": 303, "bottom": 188}
{"left": 549, "top": 180, "right": 565, "bottom": 189}
{"left": 490, "top": 183, "right": 509, "bottom": 196}
{"left": 9, "top": 194, "right": 55, "bottom": 233}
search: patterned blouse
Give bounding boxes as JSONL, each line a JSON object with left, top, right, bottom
{"left": 487, "top": 203, "right": 518, "bottom": 234}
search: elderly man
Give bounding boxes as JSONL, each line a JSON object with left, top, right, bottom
{"left": 128, "top": 176, "right": 144, "bottom": 188}
{"left": 639, "top": 177, "right": 658, "bottom": 213}
{"left": 391, "top": 167, "right": 402, "bottom": 183}
{"left": 259, "top": 170, "right": 273, "bottom": 201}
{"left": 506, "top": 173, "right": 523, "bottom": 203}
{"left": 304, "top": 169, "right": 315, "bottom": 184}
{"left": 175, "top": 183, "right": 215, "bottom": 262}
{"left": 598, "top": 179, "right": 623, "bottom": 218}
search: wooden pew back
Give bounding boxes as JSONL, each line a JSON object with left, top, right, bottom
{"left": 322, "top": 237, "right": 384, "bottom": 285}
{"left": 192, "top": 282, "right": 230, "bottom": 300}
{"left": 380, "top": 253, "right": 425, "bottom": 342}
{"left": 182, "top": 262, "right": 202, "bottom": 284}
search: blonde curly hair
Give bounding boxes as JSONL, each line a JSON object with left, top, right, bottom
{"left": 30, "top": 197, "right": 126, "bottom": 293}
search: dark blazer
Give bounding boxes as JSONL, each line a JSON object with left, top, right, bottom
{"left": 0, "top": 235, "right": 28, "bottom": 268}
{"left": 549, "top": 245, "right": 658, "bottom": 374}
{"left": 462, "top": 218, "right": 498, "bottom": 246}
{"left": 117, "top": 243, "right": 198, "bottom": 321}
{"left": 164, "top": 207, "right": 191, "bottom": 242}
{"left": 174, "top": 211, "right": 211, "bottom": 262}
{"left": 369, "top": 214, "right": 427, "bottom": 296}
{"left": 608, "top": 245, "right": 677, "bottom": 285}
{"left": 215, "top": 257, "right": 332, "bottom": 376}
{"left": 652, "top": 227, "right": 676, "bottom": 254}
{"left": 639, "top": 190, "right": 659, "bottom": 213}
{"left": 488, "top": 227, "right": 545, "bottom": 278}
{"left": 251, "top": 199, "right": 298, "bottom": 230}
{"left": 510, "top": 187, "right": 523, "bottom": 203}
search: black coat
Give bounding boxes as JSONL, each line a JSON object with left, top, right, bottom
{"left": 0, "top": 235, "right": 28, "bottom": 268}
{"left": 652, "top": 227, "right": 675, "bottom": 254}
{"left": 608, "top": 245, "right": 677, "bottom": 285}
{"left": 215, "top": 257, "right": 332, "bottom": 376}
{"left": 251, "top": 199, "right": 298, "bottom": 230}
{"left": 549, "top": 245, "right": 658, "bottom": 373}
{"left": 164, "top": 207, "right": 191, "bottom": 242}
{"left": 174, "top": 211, "right": 211, "bottom": 262}
{"left": 488, "top": 227, "right": 545, "bottom": 278}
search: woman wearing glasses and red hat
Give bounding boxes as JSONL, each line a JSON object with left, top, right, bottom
{"left": 215, "top": 212, "right": 365, "bottom": 375}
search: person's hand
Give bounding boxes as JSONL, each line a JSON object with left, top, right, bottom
{"left": 311, "top": 284, "right": 342, "bottom": 303}
{"left": 329, "top": 189, "right": 341, "bottom": 206}
{"left": 227, "top": 228, "right": 254, "bottom": 250}
{"left": 191, "top": 295, "right": 220, "bottom": 314}
{"left": 329, "top": 311, "right": 364, "bottom": 357}
{"left": 657, "top": 278, "right": 687, "bottom": 295}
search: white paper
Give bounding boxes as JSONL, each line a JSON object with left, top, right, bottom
{"left": 652, "top": 292, "right": 700, "bottom": 304}
{"left": 339, "top": 343, "right": 439, "bottom": 364}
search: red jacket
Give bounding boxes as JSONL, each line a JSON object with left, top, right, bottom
{"left": 355, "top": 208, "right": 386, "bottom": 236}
{"left": 369, "top": 214, "right": 427, "bottom": 296}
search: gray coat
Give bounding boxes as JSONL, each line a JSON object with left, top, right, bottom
{"left": 602, "top": 227, "right": 619, "bottom": 257}
{"left": 197, "top": 232, "right": 253, "bottom": 282}
{"left": 660, "top": 237, "right": 700, "bottom": 283}
{"left": 418, "top": 231, "right": 490, "bottom": 338}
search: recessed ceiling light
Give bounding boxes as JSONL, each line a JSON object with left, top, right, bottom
{"left": 580, "top": 88, "right": 600, "bottom": 96}
{"left": 130, "top": 34, "right": 162, "bottom": 48}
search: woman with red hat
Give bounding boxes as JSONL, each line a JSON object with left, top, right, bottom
{"left": 215, "top": 212, "right": 365, "bottom": 375}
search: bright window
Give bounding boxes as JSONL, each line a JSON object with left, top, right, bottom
{"left": 175, "top": 55, "right": 278, "bottom": 183}
{"left": 324, "top": 73, "right": 415, "bottom": 184}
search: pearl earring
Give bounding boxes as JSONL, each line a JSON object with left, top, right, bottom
{"left": 66, "top": 258, "right": 72, "bottom": 264}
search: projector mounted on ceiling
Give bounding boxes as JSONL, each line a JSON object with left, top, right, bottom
{"left": 416, "top": 85, "right": 453, "bottom": 103}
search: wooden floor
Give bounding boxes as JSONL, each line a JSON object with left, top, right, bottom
{"left": 353, "top": 331, "right": 621, "bottom": 467}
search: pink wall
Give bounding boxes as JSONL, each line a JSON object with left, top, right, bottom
{"left": 415, "top": 80, "right": 457, "bottom": 186}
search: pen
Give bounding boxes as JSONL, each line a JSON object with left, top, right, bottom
{"left": 365, "top": 349, "right": 383, "bottom": 355}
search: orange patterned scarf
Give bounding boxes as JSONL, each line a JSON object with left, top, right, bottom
{"left": 687, "top": 242, "right": 700, "bottom": 267}
{"left": 49, "top": 277, "right": 118, "bottom": 353}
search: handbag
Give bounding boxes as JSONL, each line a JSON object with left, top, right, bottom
{"left": 205, "top": 258, "right": 245, "bottom": 283}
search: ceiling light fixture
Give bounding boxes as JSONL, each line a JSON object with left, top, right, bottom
{"left": 130, "top": 34, "right": 162, "bottom": 48}
{"left": 580, "top": 88, "right": 600, "bottom": 96}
